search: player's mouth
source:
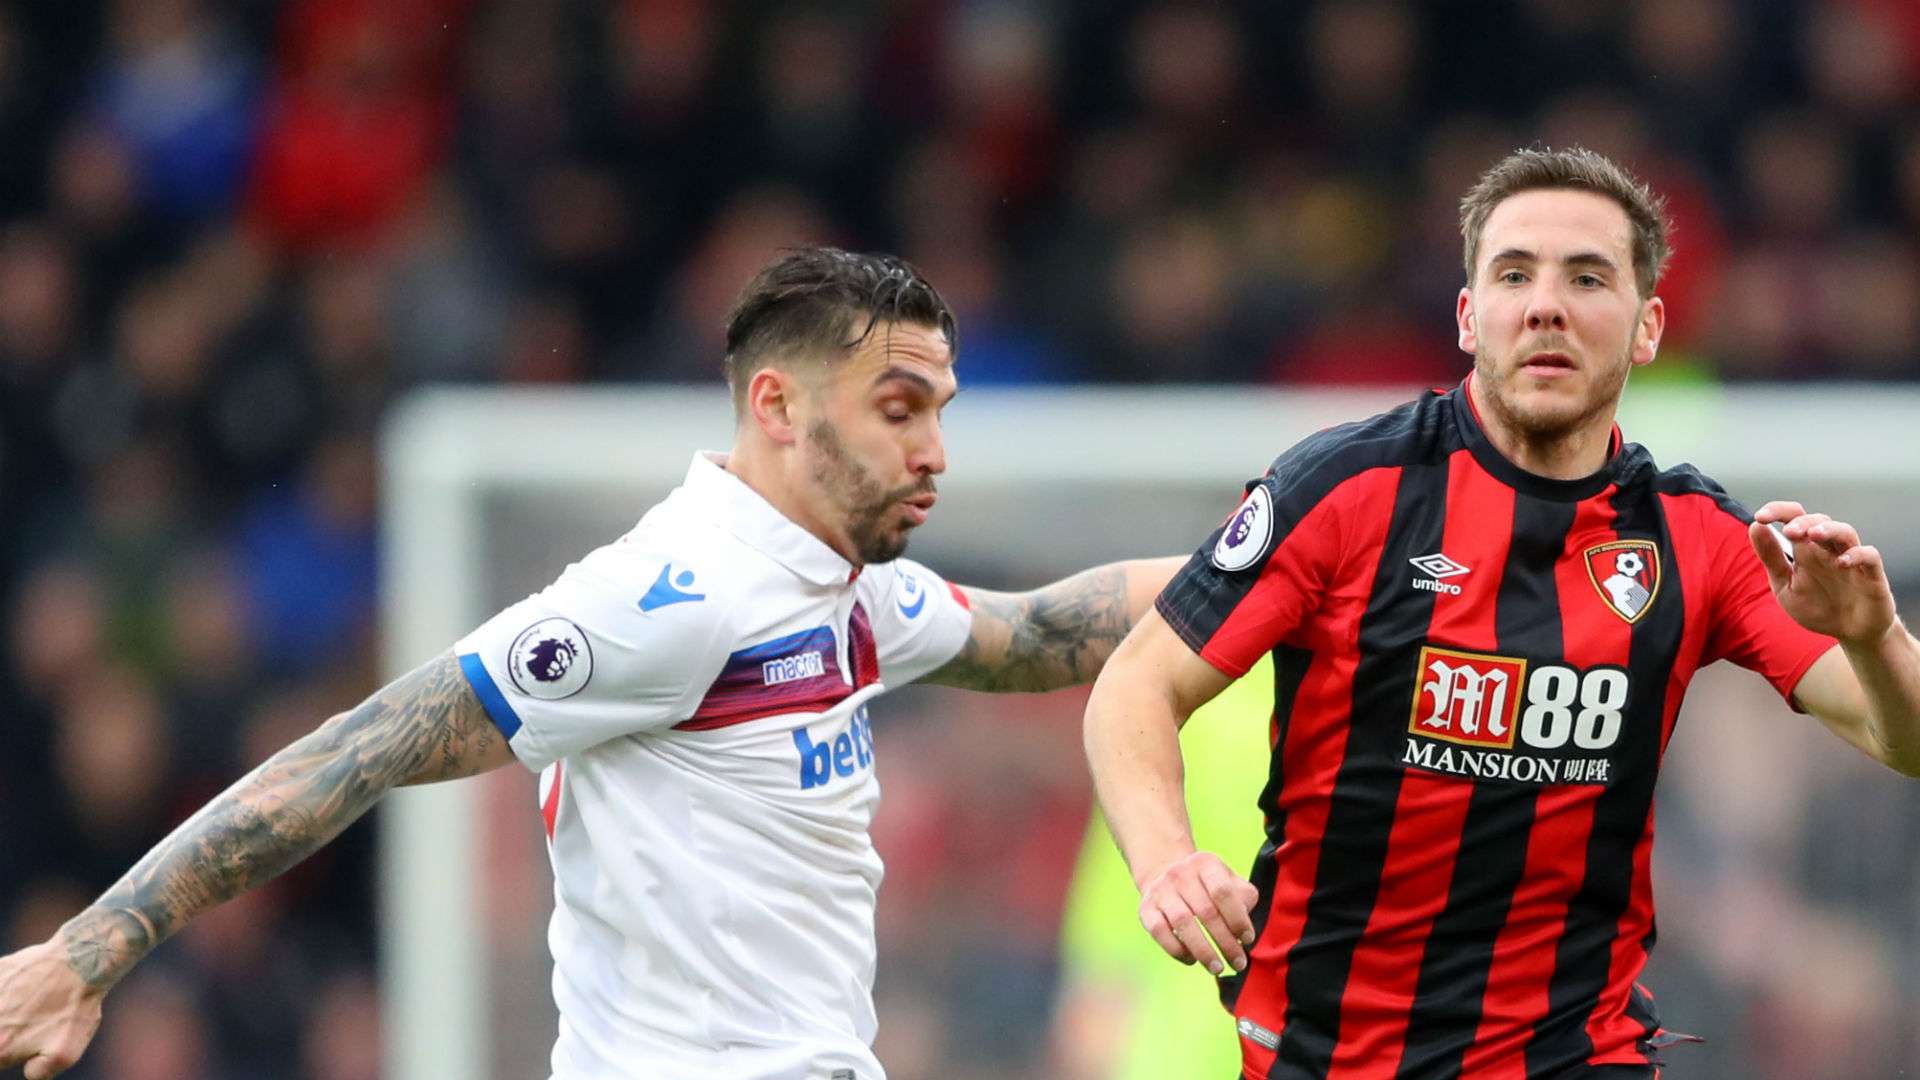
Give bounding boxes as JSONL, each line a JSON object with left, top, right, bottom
{"left": 900, "top": 492, "right": 937, "bottom": 526}
{"left": 1520, "top": 351, "right": 1576, "bottom": 378}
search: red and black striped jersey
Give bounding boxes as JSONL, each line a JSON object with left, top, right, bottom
{"left": 1157, "top": 379, "right": 1834, "bottom": 1080}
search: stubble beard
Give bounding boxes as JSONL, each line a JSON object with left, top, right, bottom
{"left": 806, "top": 418, "right": 930, "bottom": 565}
{"left": 1474, "top": 338, "right": 1635, "bottom": 444}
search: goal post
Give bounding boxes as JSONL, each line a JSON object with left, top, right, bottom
{"left": 378, "top": 383, "right": 1920, "bottom": 1079}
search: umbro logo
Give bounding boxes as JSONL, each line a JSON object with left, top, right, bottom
{"left": 1409, "top": 552, "right": 1470, "bottom": 595}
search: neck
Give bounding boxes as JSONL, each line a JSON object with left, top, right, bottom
{"left": 724, "top": 439, "right": 861, "bottom": 566}
{"left": 1467, "top": 374, "right": 1616, "bottom": 481}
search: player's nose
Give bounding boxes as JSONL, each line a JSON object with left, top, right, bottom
{"left": 1523, "top": 281, "right": 1568, "bottom": 331}
{"left": 912, "top": 418, "right": 947, "bottom": 477}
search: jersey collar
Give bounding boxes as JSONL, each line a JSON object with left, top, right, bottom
{"left": 1452, "top": 375, "right": 1643, "bottom": 502}
{"left": 679, "top": 452, "right": 857, "bottom": 586}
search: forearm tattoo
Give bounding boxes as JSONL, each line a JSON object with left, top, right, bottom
{"left": 60, "top": 652, "right": 497, "bottom": 990}
{"left": 930, "top": 565, "right": 1133, "bottom": 693}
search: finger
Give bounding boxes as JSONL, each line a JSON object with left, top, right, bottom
{"left": 1200, "top": 865, "right": 1258, "bottom": 951}
{"left": 1808, "top": 520, "right": 1861, "bottom": 556}
{"left": 1749, "top": 521, "right": 1793, "bottom": 589}
{"left": 1753, "top": 501, "right": 1805, "bottom": 525}
{"left": 1176, "top": 883, "right": 1247, "bottom": 974}
{"left": 1794, "top": 537, "right": 1840, "bottom": 570}
{"left": 1783, "top": 513, "right": 1831, "bottom": 543}
{"left": 1170, "top": 914, "right": 1225, "bottom": 976}
{"left": 25, "top": 1051, "right": 75, "bottom": 1080}
{"left": 1838, "top": 544, "right": 1885, "bottom": 576}
{"left": 1785, "top": 517, "right": 1838, "bottom": 570}
{"left": 1139, "top": 903, "right": 1195, "bottom": 965}
{"left": 1234, "top": 879, "right": 1259, "bottom": 938}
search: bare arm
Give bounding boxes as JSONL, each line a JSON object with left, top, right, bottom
{"left": 0, "top": 651, "right": 512, "bottom": 1078}
{"left": 919, "top": 556, "right": 1184, "bottom": 693}
{"left": 1794, "top": 633, "right": 1920, "bottom": 774}
{"left": 1083, "top": 610, "right": 1253, "bottom": 976}
{"left": 1751, "top": 503, "right": 1920, "bottom": 775}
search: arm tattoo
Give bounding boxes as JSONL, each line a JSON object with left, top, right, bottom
{"left": 926, "top": 565, "right": 1133, "bottom": 693}
{"left": 61, "top": 651, "right": 503, "bottom": 990}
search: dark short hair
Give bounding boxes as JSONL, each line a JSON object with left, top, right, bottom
{"left": 723, "top": 247, "right": 956, "bottom": 410}
{"left": 1459, "top": 147, "right": 1671, "bottom": 297}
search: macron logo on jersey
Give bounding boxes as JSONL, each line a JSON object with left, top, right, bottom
{"left": 640, "top": 564, "right": 706, "bottom": 611}
{"left": 793, "top": 706, "right": 875, "bottom": 789}
{"left": 677, "top": 627, "right": 850, "bottom": 732}
{"left": 763, "top": 650, "right": 826, "bottom": 685}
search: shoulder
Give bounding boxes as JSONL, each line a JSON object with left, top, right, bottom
{"left": 1643, "top": 458, "right": 1753, "bottom": 527}
{"left": 1277, "top": 390, "right": 1452, "bottom": 471}
{"left": 855, "top": 557, "right": 965, "bottom": 635}
{"left": 459, "top": 529, "right": 757, "bottom": 721}
{"left": 1257, "top": 390, "right": 1457, "bottom": 511}
{"left": 542, "top": 523, "right": 760, "bottom": 656}
{"left": 854, "top": 559, "right": 907, "bottom": 605}
{"left": 573, "top": 514, "right": 777, "bottom": 606}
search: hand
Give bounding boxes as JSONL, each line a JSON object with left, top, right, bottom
{"left": 1750, "top": 502, "right": 1897, "bottom": 647}
{"left": 1136, "top": 851, "right": 1259, "bottom": 977}
{"left": 0, "top": 939, "right": 105, "bottom": 1079}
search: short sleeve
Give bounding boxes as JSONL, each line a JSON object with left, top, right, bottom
{"left": 861, "top": 557, "right": 973, "bottom": 686}
{"left": 454, "top": 547, "right": 732, "bottom": 771}
{"left": 1702, "top": 510, "right": 1835, "bottom": 705}
{"left": 1704, "top": 499, "right": 1835, "bottom": 703}
{"left": 1156, "top": 435, "right": 1379, "bottom": 677}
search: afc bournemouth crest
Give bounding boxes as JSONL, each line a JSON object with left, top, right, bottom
{"left": 1584, "top": 539, "right": 1660, "bottom": 623}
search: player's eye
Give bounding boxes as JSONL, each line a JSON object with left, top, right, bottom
{"left": 1574, "top": 273, "right": 1602, "bottom": 288}
{"left": 1499, "top": 270, "right": 1526, "bottom": 285}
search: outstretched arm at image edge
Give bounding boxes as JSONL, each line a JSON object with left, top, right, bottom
{"left": 0, "top": 650, "right": 515, "bottom": 1079}
{"left": 1750, "top": 502, "right": 1920, "bottom": 775}
{"left": 1083, "top": 610, "right": 1254, "bottom": 978}
{"left": 1794, "top": 635, "right": 1920, "bottom": 775}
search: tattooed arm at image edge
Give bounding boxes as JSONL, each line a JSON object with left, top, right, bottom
{"left": 59, "top": 651, "right": 507, "bottom": 990}
{"left": 924, "top": 564, "right": 1138, "bottom": 693}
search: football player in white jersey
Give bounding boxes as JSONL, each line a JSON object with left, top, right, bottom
{"left": 0, "top": 247, "right": 1183, "bottom": 1080}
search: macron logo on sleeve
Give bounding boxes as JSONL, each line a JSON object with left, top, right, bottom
{"left": 896, "top": 573, "right": 926, "bottom": 619}
{"left": 640, "top": 564, "right": 706, "bottom": 612}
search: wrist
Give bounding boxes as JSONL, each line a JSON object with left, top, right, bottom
{"left": 1839, "top": 617, "right": 1906, "bottom": 655}
{"left": 1128, "top": 842, "right": 1198, "bottom": 892}
{"left": 57, "top": 907, "right": 154, "bottom": 992}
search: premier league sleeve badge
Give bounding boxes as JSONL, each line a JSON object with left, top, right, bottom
{"left": 1211, "top": 484, "right": 1276, "bottom": 573}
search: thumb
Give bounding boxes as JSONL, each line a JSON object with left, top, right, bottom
{"left": 1748, "top": 521, "right": 1793, "bottom": 592}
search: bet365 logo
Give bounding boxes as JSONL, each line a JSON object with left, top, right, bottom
{"left": 792, "top": 707, "right": 875, "bottom": 789}
{"left": 1409, "top": 645, "right": 1630, "bottom": 753}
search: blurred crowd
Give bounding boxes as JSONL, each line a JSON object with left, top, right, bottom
{"left": 2, "top": 0, "right": 1919, "bottom": 1077}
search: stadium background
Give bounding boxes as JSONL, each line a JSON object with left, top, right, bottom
{"left": 2, "top": 1, "right": 1918, "bottom": 1077}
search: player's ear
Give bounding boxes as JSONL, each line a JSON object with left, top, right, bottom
{"left": 747, "top": 366, "right": 802, "bottom": 445}
{"left": 1631, "top": 295, "right": 1665, "bottom": 367}
{"left": 1456, "top": 287, "right": 1477, "bottom": 354}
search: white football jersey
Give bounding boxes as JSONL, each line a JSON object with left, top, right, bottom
{"left": 454, "top": 453, "right": 974, "bottom": 1080}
